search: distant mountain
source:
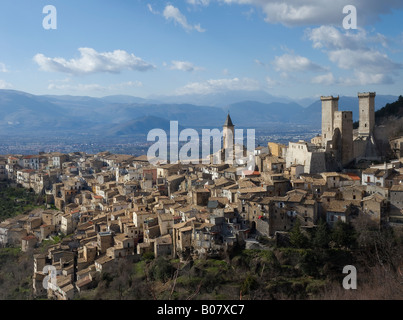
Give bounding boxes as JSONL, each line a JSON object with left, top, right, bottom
{"left": 293, "top": 97, "right": 318, "bottom": 108}
{"left": 226, "top": 101, "right": 306, "bottom": 126}
{"left": 0, "top": 89, "right": 399, "bottom": 137}
{"left": 0, "top": 90, "right": 78, "bottom": 132}
{"left": 149, "top": 90, "right": 292, "bottom": 108}
{"left": 103, "top": 115, "right": 185, "bottom": 136}
{"left": 93, "top": 103, "right": 227, "bottom": 128}
{"left": 101, "top": 95, "right": 162, "bottom": 105}
{"left": 0, "top": 90, "right": 228, "bottom": 134}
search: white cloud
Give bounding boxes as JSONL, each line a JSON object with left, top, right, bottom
{"left": 328, "top": 49, "right": 400, "bottom": 74}
{"left": 272, "top": 53, "right": 326, "bottom": 73}
{"left": 265, "top": 76, "right": 279, "bottom": 88}
{"left": 0, "top": 63, "right": 8, "bottom": 73}
{"left": 306, "top": 25, "right": 402, "bottom": 85}
{"left": 347, "top": 71, "right": 393, "bottom": 85}
{"left": 242, "top": 8, "right": 255, "bottom": 20}
{"left": 254, "top": 59, "right": 266, "bottom": 67}
{"left": 217, "top": 0, "right": 403, "bottom": 26}
{"left": 187, "top": 0, "right": 210, "bottom": 6}
{"left": 110, "top": 81, "right": 143, "bottom": 89}
{"left": 175, "top": 77, "right": 260, "bottom": 95}
{"left": 328, "top": 70, "right": 394, "bottom": 86}
{"left": 311, "top": 72, "right": 336, "bottom": 85}
{"left": 48, "top": 80, "right": 143, "bottom": 92}
{"left": 163, "top": 5, "right": 205, "bottom": 32}
{"left": 169, "top": 60, "right": 204, "bottom": 72}
{"left": 305, "top": 25, "right": 385, "bottom": 51}
{"left": 194, "top": 24, "right": 206, "bottom": 33}
{"left": 147, "top": 3, "right": 159, "bottom": 14}
{"left": 48, "top": 83, "right": 104, "bottom": 91}
{"left": 0, "top": 79, "right": 12, "bottom": 89}
{"left": 33, "top": 48, "right": 155, "bottom": 75}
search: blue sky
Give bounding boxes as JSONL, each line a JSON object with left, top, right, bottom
{"left": 1, "top": 0, "right": 403, "bottom": 101}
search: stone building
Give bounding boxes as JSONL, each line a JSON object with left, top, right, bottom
{"left": 362, "top": 193, "right": 387, "bottom": 225}
{"left": 389, "top": 136, "right": 403, "bottom": 159}
{"left": 321, "top": 95, "right": 340, "bottom": 148}
{"left": 320, "top": 95, "right": 354, "bottom": 167}
{"left": 285, "top": 140, "right": 327, "bottom": 174}
{"left": 223, "top": 113, "right": 235, "bottom": 153}
{"left": 353, "top": 92, "right": 381, "bottom": 161}
{"left": 389, "top": 185, "right": 403, "bottom": 216}
{"left": 289, "top": 92, "right": 380, "bottom": 174}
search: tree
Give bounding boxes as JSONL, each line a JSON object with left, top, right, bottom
{"left": 331, "top": 220, "right": 356, "bottom": 249}
{"left": 150, "top": 257, "right": 174, "bottom": 282}
{"left": 289, "top": 219, "right": 309, "bottom": 248}
{"left": 312, "top": 219, "right": 330, "bottom": 249}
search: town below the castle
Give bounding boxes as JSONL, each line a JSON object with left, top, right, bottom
{"left": 0, "top": 92, "right": 402, "bottom": 300}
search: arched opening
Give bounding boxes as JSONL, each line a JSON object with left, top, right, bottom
{"left": 251, "top": 221, "right": 256, "bottom": 233}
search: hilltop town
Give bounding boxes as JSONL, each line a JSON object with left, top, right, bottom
{"left": 0, "top": 92, "right": 402, "bottom": 300}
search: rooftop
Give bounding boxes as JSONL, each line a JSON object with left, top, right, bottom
{"left": 224, "top": 113, "right": 234, "bottom": 127}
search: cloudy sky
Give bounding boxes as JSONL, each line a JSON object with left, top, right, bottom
{"left": 1, "top": 0, "right": 403, "bottom": 100}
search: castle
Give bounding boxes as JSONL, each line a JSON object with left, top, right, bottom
{"left": 285, "top": 92, "right": 380, "bottom": 174}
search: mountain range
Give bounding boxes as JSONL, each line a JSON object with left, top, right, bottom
{"left": 0, "top": 89, "right": 399, "bottom": 136}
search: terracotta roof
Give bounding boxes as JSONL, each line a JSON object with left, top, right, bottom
{"left": 22, "top": 235, "right": 37, "bottom": 241}
{"left": 242, "top": 170, "right": 260, "bottom": 176}
{"left": 345, "top": 173, "right": 361, "bottom": 181}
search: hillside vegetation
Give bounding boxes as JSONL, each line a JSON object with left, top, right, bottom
{"left": 78, "top": 217, "right": 403, "bottom": 300}
{"left": 0, "top": 185, "right": 43, "bottom": 222}
{"left": 0, "top": 205, "right": 402, "bottom": 300}
{"left": 375, "top": 95, "right": 403, "bottom": 124}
